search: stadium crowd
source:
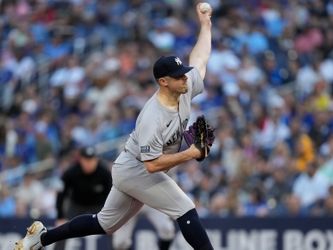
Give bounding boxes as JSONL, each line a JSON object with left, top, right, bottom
{"left": 1, "top": 0, "right": 333, "bottom": 220}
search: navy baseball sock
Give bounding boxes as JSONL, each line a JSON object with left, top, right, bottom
{"left": 41, "top": 214, "right": 105, "bottom": 246}
{"left": 176, "top": 209, "right": 213, "bottom": 250}
{"left": 158, "top": 238, "right": 172, "bottom": 250}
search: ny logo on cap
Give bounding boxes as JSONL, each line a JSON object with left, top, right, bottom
{"left": 175, "top": 57, "right": 182, "bottom": 65}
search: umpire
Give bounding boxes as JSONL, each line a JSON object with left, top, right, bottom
{"left": 55, "top": 146, "right": 112, "bottom": 249}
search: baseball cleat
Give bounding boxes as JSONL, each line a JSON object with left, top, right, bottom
{"left": 14, "top": 221, "right": 47, "bottom": 250}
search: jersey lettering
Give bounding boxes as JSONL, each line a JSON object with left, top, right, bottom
{"left": 166, "top": 130, "right": 181, "bottom": 146}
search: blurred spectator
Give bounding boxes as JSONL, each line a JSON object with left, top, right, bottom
{"left": 255, "top": 97, "right": 290, "bottom": 155}
{"left": 322, "top": 186, "right": 333, "bottom": 216}
{"left": 0, "top": 184, "right": 16, "bottom": 217}
{"left": 278, "top": 194, "right": 307, "bottom": 217}
{"left": 288, "top": 118, "right": 314, "bottom": 173}
{"left": 238, "top": 186, "right": 269, "bottom": 217}
{"left": 209, "top": 193, "right": 230, "bottom": 217}
{"left": 292, "top": 160, "right": 330, "bottom": 214}
{"left": 14, "top": 172, "right": 45, "bottom": 217}
{"left": 0, "top": 117, "right": 6, "bottom": 170}
{"left": 265, "top": 166, "right": 293, "bottom": 214}
{"left": 308, "top": 110, "right": 333, "bottom": 148}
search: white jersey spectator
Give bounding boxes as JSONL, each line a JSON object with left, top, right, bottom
{"left": 293, "top": 162, "right": 330, "bottom": 208}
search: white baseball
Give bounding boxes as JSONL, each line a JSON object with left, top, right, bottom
{"left": 199, "top": 2, "right": 212, "bottom": 13}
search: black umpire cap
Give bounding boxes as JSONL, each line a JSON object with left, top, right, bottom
{"left": 79, "top": 146, "right": 97, "bottom": 158}
{"left": 153, "top": 56, "right": 193, "bottom": 79}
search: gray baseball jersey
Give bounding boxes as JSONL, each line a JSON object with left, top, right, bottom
{"left": 97, "top": 68, "right": 204, "bottom": 234}
{"left": 121, "top": 68, "right": 203, "bottom": 162}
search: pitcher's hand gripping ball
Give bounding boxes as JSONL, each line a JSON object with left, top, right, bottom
{"left": 199, "top": 2, "right": 212, "bottom": 14}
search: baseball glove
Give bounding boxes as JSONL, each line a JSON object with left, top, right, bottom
{"left": 183, "top": 115, "right": 215, "bottom": 161}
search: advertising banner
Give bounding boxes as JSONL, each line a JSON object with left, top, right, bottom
{"left": 0, "top": 217, "right": 332, "bottom": 250}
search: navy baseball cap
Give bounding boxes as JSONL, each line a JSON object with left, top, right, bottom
{"left": 79, "top": 146, "right": 97, "bottom": 158}
{"left": 153, "top": 56, "right": 193, "bottom": 79}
